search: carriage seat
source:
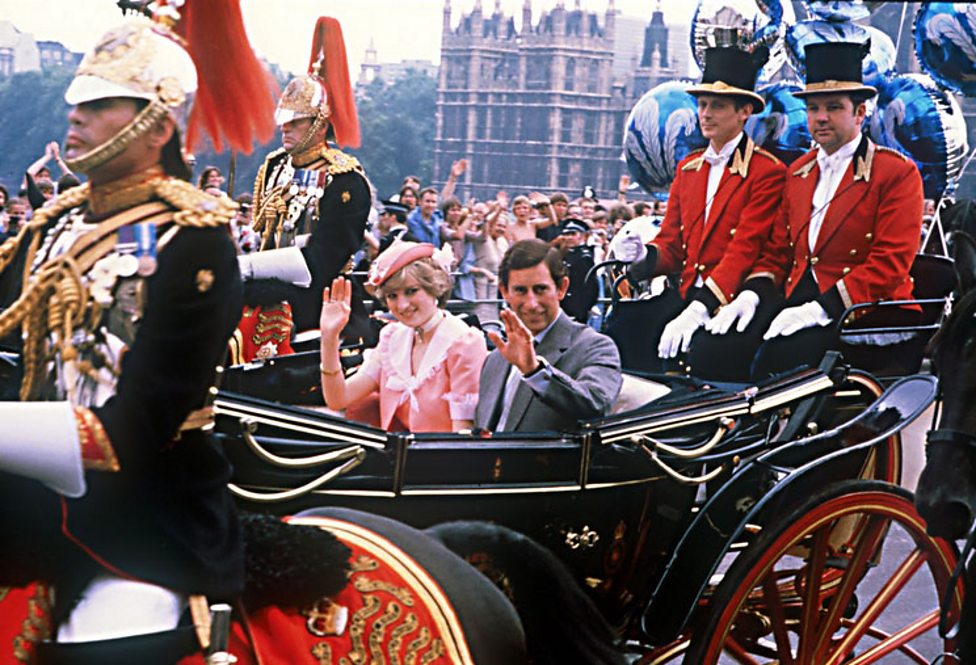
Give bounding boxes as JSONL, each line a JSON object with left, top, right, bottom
{"left": 835, "top": 253, "right": 956, "bottom": 376}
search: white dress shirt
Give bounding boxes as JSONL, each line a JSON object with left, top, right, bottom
{"left": 702, "top": 132, "right": 743, "bottom": 224}
{"left": 809, "top": 135, "right": 861, "bottom": 253}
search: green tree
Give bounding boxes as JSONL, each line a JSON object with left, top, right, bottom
{"left": 353, "top": 69, "right": 437, "bottom": 199}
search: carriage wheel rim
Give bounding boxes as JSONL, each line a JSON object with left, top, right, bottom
{"left": 699, "top": 489, "right": 960, "bottom": 664}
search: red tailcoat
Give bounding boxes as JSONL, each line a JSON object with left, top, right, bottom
{"left": 751, "top": 137, "right": 923, "bottom": 317}
{"left": 652, "top": 135, "right": 786, "bottom": 309}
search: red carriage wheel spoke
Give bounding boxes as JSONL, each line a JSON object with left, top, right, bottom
{"left": 842, "top": 610, "right": 941, "bottom": 665}
{"left": 796, "top": 526, "right": 831, "bottom": 662}
{"left": 761, "top": 572, "right": 796, "bottom": 665}
{"left": 723, "top": 634, "right": 764, "bottom": 665}
{"left": 812, "top": 514, "right": 891, "bottom": 662}
{"left": 824, "top": 549, "right": 926, "bottom": 664}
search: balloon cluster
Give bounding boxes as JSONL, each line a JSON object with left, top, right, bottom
{"left": 625, "top": 0, "right": 973, "bottom": 197}
{"left": 624, "top": 81, "right": 707, "bottom": 192}
{"left": 868, "top": 74, "right": 969, "bottom": 199}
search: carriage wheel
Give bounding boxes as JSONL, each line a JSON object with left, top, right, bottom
{"left": 685, "top": 480, "right": 961, "bottom": 664}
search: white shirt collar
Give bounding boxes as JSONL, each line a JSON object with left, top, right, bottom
{"left": 703, "top": 132, "right": 743, "bottom": 165}
{"left": 817, "top": 134, "right": 861, "bottom": 172}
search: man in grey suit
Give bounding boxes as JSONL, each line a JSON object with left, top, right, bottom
{"left": 475, "top": 239, "right": 622, "bottom": 432}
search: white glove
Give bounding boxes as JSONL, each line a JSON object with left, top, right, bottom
{"left": 614, "top": 233, "right": 648, "bottom": 264}
{"left": 659, "top": 301, "right": 710, "bottom": 359}
{"left": 705, "top": 290, "right": 760, "bottom": 335}
{"left": 763, "top": 301, "right": 832, "bottom": 340}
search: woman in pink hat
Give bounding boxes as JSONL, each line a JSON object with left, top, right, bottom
{"left": 319, "top": 241, "right": 488, "bottom": 432}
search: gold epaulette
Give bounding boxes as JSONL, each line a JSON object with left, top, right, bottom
{"left": 321, "top": 146, "right": 365, "bottom": 178}
{"left": 875, "top": 145, "right": 909, "bottom": 161}
{"left": 792, "top": 152, "right": 818, "bottom": 178}
{"left": 154, "top": 179, "right": 238, "bottom": 228}
{"left": 753, "top": 146, "right": 783, "bottom": 165}
{"left": 681, "top": 148, "right": 707, "bottom": 172}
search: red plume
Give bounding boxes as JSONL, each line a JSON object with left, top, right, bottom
{"left": 308, "top": 17, "right": 361, "bottom": 149}
{"left": 176, "top": 0, "right": 278, "bottom": 154}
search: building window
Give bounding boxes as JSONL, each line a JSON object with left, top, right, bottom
{"left": 560, "top": 112, "right": 574, "bottom": 144}
{"left": 525, "top": 58, "right": 551, "bottom": 90}
{"left": 521, "top": 110, "right": 549, "bottom": 142}
{"left": 587, "top": 60, "right": 600, "bottom": 93}
{"left": 584, "top": 113, "right": 599, "bottom": 145}
{"left": 564, "top": 58, "right": 575, "bottom": 91}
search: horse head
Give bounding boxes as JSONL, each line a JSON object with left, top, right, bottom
{"left": 917, "top": 231, "right": 976, "bottom": 539}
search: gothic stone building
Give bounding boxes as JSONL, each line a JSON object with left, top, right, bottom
{"left": 435, "top": 1, "right": 647, "bottom": 201}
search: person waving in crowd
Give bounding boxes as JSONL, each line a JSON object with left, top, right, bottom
{"left": 319, "top": 241, "right": 487, "bottom": 432}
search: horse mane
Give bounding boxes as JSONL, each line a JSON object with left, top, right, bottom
{"left": 929, "top": 279, "right": 976, "bottom": 362}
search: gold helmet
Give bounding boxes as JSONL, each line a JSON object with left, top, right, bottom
{"left": 275, "top": 17, "right": 360, "bottom": 154}
{"left": 63, "top": 0, "right": 275, "bottom": 174}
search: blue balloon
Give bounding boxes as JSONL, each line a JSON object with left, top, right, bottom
{"left": 746, "top": 81, "right": 812, "bottom": 165}
{"left": 915, "top": 3, "right": 976, "bottom": 96}
{"left": 624, "top": 81, "right": 707, "bottom": 192}
{"left": 869, "top": 74, "right": 969, "bottom": 199}
{"left": 786, "top": 20, "right": 896, "bottom": 88}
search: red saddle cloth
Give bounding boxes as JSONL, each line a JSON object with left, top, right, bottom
{"left": 182, "top": 515, "right": 475, "bottom": 665}
{"left": 230, "top": 303, "right": 296, "bottom": 364}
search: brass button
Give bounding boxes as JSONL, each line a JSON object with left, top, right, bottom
{"left": 730, "top": 228, "right": 736, "bottom": 236}
{"left": 849, "top": 249, "right": 857, "bottom": 256}
{"left": 811, "top": 256, "right": 819, "bottom": 265}
{"left": 842, "top": 267, "right": 851, "bottom": 275}
{"left": 865, "top": 232, "right": 873, "bottom": 240}
{"left": 787, "top": 276, "right": 793, "bottom": 283}
{"left": 792, "top": 259, "right": 797, "bottom": 266}
{"left": 789, "top": 241, "right": 794, "bottom": 248}
{"left": 697, "top": 264, "right": 706, "bottom": 273}
{"left": 682, "top": 244, "right": 687, "bottom": 250}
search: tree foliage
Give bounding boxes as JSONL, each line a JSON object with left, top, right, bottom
{"left": 354, "top": 69, "right": 437, "bottom": 199}
{"left": 0, "top": 66, "right": 437, "bottom": 202}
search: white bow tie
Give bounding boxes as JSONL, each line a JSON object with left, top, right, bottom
{"left": 703, "top": 149, "right": 731, "bottom": 167}
{"left": 817, "top": 151, "right": 846, "bottom": 175}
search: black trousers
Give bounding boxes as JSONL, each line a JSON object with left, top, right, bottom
{"left": 686, "top": 294, "right": 784, "bottom": 383}
{"left": 604, "top": 288, "right": 685, "bottom": 374}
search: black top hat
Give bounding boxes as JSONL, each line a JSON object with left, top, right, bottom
{"left": 561, "top": 219, "right": 588, "bottom": 235}
{"left": 793, "top": 41, "right": 877, "bottom": 98}
{"left": 687, "top": 46, "right": 768, "bottom": 110}
{"left": 380, "top": 200, "right": 409, "bottom": 221}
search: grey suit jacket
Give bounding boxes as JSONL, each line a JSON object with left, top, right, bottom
{"left": 474, "top": 312, "right": 622, "bottom": 432}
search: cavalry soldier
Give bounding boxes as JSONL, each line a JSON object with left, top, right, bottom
{"left": 239, "top": 17, "right": 371, "bottom": 359}
{"left": 0, "top": 3, "right": 275, "bottom": 659}
{"left": 618, "top": 45, "right": 786, "bottom": 374}
{"left": 698, "top": 42, "right": 924, "bottom": 380}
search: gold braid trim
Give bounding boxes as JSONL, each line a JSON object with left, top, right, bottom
{"left": 1, "top": 179, "right": 233, "bottom": 400}
{"left": 252, "top": 149, "right": 287, "bottom": 236}
{"left": 153, "top": 179, "right": 237, "bottom": 228}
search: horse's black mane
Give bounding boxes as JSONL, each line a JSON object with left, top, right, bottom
{"left": 931, "top": 280, "right": 976, "bottom": 363}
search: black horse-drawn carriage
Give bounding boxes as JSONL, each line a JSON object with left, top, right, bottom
{"left": 215, "top": 306, "right": 959, "bottom": 664}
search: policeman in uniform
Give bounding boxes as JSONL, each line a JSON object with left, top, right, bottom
{"left": 617, "top": 45, "right": 786, "bottom": 375}
{"left": 558, "top": 218, "right": 598, "bottom": 324}
{"left": 243, "top": 17, "right": 371, "bottom": 340}
{"left": 698, "top": 42, "right": 924, "bottom": 380}
{"left": 0, "top": 6, "right": 274, "bottom": 659}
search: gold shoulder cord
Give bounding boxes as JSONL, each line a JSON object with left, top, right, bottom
{"left": 0, "top": 179, "right": 235, "bottom": 400}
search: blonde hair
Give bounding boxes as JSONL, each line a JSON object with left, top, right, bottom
{"left": 376, "top": 257, "right": 453, "bottom": 307}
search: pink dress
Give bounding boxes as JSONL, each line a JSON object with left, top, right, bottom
{"left": 357, "top": 314, "right": 487, "bottom": 432}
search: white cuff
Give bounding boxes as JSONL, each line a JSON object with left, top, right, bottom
{"left": 238, "top": 246, "right": 312, "bottom": 287}
{"left": 0, "top": 401, "right": 85, "bottom": 497}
